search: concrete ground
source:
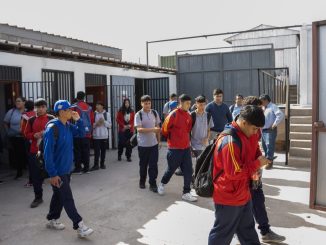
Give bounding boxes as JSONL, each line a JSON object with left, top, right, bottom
{"left": 0, "top": 147, "right": 326, "bottom": 245}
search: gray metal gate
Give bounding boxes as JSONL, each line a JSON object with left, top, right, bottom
{"left": 22, "top": 69, "right": 75, "bottom": 111}
{"left": 177, "top": 49, "right": 275, "bottom": 104}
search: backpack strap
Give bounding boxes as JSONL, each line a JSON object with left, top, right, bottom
{"left": 230, "top": 105, "right": 235, "bottom": 114}
{"left": 48, "top": 123, "right": 59, "bottom": 140}
{"left": 191, "top": 111, "right": 196, "bottom": 128}
{"left": 206, "top": 112, "right": 211, "bottom": 126}
{"left": 28, "top": 116, "right": 36, "bottom": 128}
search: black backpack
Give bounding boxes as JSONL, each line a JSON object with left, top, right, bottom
{"left": 191, "top": 111, "right": 212, "bottom": 128}
{"left": 129, "top": 110, "right": 158, "bottom": 148}
{"left": 36, "top": 123, "right": 59, "bottom": 179}
{"left": 193, "top": 128, "right": 241, "bottom": 198}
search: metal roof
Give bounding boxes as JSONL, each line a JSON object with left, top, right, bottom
{"left": 0, "top": 39, "right": 176, "bottom": 74}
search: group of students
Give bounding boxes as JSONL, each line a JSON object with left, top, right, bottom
{"left": 2, "top": 87, "right": 286, "bottom": 242}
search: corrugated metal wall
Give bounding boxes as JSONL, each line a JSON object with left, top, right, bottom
{"left": 177, "top": 49, "right": 274, "bottom": 105}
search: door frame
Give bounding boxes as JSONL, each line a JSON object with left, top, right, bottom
{"left": 310, "top": 20, "right": 326, "bottom": 211}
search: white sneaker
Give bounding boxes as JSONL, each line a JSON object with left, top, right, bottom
{"left": 46, "top": 219, "right": 65, "bottom": 230}
{"left": 157, "top": 183, "right": 165, "bottom": 195}
{"left": 182, "top": 193, "right": 198, "bottom": 202}
{"left": 77, "top": 221, "right": 94, "bottom": 238}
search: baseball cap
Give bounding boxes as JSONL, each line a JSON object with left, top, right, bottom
{"left": 169, "top": 101, "right": 178, "bottom": 111}
{"left": 54, "top": 100, "right": 73, "bottom": 113}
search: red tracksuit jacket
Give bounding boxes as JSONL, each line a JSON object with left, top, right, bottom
{"left": 162, "top": 108, "right": 192, "bottom": 149}
{"left": 116, "top": 111, "right": 135, "bottom": 134}
{"left": 212, "top": 122, "right": 261, "bottom": 206}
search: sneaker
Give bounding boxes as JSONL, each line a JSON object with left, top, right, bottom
{"left": 90, "top": 165, "right": 99, "bottom": 171}
{"left": 175, "top": 168, "right": 183, "bottom": 176}
{"left": 262, "top": 230, "right": 286, "bottom": 243}
{"left": 127, "top": 158, "right": 132, "bottom": 162}
{"left": 77, "top": 221, "right": 94, "bottom": 238}
{"left": 24, "top": 182, "right": 33, "bottom": 188}
{"left": 100, "top": 164, "right": 106, "bottom": 169}
{"left": 149, "top": 184, "right": 158, "bottom": 193}
{"left": 82, "top": 168, "right": 91, "bottom": 174}
{"left": 157, "top": 183, "right": 165, "bottom": 195}
{"left": 182, "top": 193, "right": 198, "bottom": 202}
{"left": 139, "top": 182, "right": 146, "bottom": 189}
{"left": 46, "top": 219, "right": 65, "bottom": 230}
{"left": 30, "top": 198, "right": 43, "bottom": 208}
{"left": 72, "top": 168, "right": 82, "bottom": 175}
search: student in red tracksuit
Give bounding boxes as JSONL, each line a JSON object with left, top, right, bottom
{"left": 158, "top": 94, "right": 197, "bottom": 202}
{"left": 116, "top": 98, "right": 135, "bottom": 162}
{"left": 208, "top": 105, "right": 271, "bottom": 245}
{"left": 24, "top": 98, "right": 54, "bottom": 208}
{"left": 21, "top": 100, "right": 36, "bottom": 187}
{"left": 71, "top": 91, "right": 95, "bottom": 174}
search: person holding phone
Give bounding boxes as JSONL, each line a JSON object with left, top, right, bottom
{"left": 43, "top": 100, "right": 94, "bottom": 238}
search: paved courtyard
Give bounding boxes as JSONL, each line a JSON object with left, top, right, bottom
{"left": 0, "top": 147, "right": 325, "bottom": 245}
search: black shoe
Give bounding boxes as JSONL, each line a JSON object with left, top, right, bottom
{"left": 127, "top": 158, "right": 132, "bottom": 162}
{"left": 72, "top": 168, "right": 82, "bottom": 175}
{"left": 175, "top": 168, "right": 183, "bottom": 176}
{"left": 118, "top": 156, "right": 122, "bottom": 161}
{"left": 90, "top": 165, "right": 99, "bottom": 171}
{"left": 100, "top": 164, "right": 106, "bottom": 169}
{"left": 149, "top": 184, "right": 158, "bottom": 193}
{"left": 82, "top": 168, "right": 90, "bottom": 174}
{"left": 139, "top": 182, "right": 146, "bottom": 189}
{"left": 30, "top": 198, "right": 43, "bottom": 208}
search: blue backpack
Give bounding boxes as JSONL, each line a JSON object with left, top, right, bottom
{"left": 76, "top": 104, "right": 92, "bottom": 134}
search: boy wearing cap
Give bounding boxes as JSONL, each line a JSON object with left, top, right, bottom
{"left": 43, "top": 100, "right": 94, "bottom": 238}
{"left": 24, "top": 98, "right": 54, "bottom": 208}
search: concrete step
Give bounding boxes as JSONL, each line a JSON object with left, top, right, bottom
{"left": 288, "top": 156, "right": 311, "bottom": 168}
{"left": 290, "top": 139, "right": 312, "bottom": 148}
{"left": 289, "top": 147, "right": 312, "bottom": 158}
{"left": 290, "top": 107, "right": 312, "bottom": 116}
{"left": 290, "top": 124, "right": 312, "bottom": 133}
{"left": 290, "top": 132, "right": 312, "bottom": 140}
{"left": 290, "top": 116, "right": 312, "bottom": 124}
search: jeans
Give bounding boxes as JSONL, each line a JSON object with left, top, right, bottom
{"left": 29, "top": 153, "right": 43, "bottom": 199}
{"left": 118, "top": 131, "right": 132, "bottom": 158}
{"left": 262, "top": 128, "right": 277, "bottom": 160}
{"left": 251, "top": 182, "right": 270, "bottom": 235}
{"left": 138, "top": 144, "right": 159, "bottom": 185}
{"left": 208, "top": 201, "right": 260, "bottom": 245}
{"left": 47, "top": 175, "right": 82, "bottom": 229}
{"left": 73, "top": 138, "right": 90, "bottom": 171}
{"left": 93, "top": 139, "right": 107, "bottom": 166}
{"left": 161, "top": 148, "right": 193, "bottom": 194}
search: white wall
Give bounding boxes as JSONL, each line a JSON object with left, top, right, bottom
{"left": 0, "top": 52, "right": 177, "bottom": 95}
{"left": 299, "top": 24, "right": 312, "bottom": 106}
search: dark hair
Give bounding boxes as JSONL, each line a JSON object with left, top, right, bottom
{"left": 16, "top": 96, "right": 26, "bottom": 102}
{"left": 25, "top": 100, "right": 35, "bottom": 111}
{"left": 141, "top": 95, "right": 151, "bottom": 102}
{"left": 179, "top": 94, "right": 192, "bottom": 102}
{"left": 243, "top": 96, "right": 262, "bottom": 106}
{"left": 76, "top": 91, "right": 86, "bottom": 100}
{"left": 238, "top": 105, "right": 265, "bottom": 127}
{"left": 96, "top": 101, "right": 105, "bottom": 107}
{"left": 34, "top": 98, "right": 47, "bottom": 107}
{"left": 195, "top": 95, "right": 206, "bottom": 103}
{"left": 170, "top": 93, "right": 177, "bottom": 99}
{"left": 213, "top": 89, "right": 223, "bottom": 96}
{"left": 119, "top": 98, "right": 133, "bottom": 114}
{"left": 259, "top": 94, "right": 271, "bottom": 102}
{"left": 235, "top": 94, "right": 244, "bottom": 99}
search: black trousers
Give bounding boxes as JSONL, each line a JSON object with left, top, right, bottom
{"left": 9, "top": 136, "right": 28, "bottom": 177}
{"left": 93, "top": 139, "right": 107, "bottom": 166}
{"left": 29, "top": 153, "right": 43, "bottom": 199}
{"left": 208, "top": 201, "right": 260, "bottom": 245}
{"left": 73, "top": 138, "right": 90, "bottom": 171}
{"left": 118, "top": 131, "right": 132, "bottom": 158}
{"left": 47, "top": 175, "right": 82, "bottom": 229}
{"left": 138, "top": 144, "right": 159, "bottom": 185}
